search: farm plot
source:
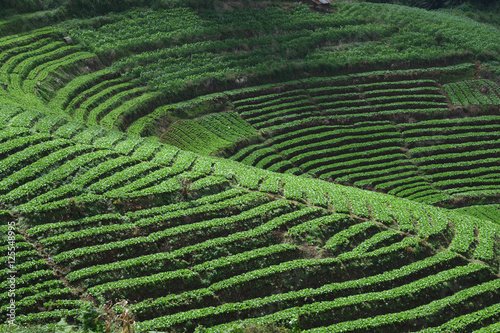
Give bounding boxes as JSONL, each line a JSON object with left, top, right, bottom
{"left": 0, "top": 0, "right": 500, "bottom": 331}
{"left": 219, "top": 65, "right": 475, "bottom": 205}
{"left": 401, "top": 116, "right": 500, "bottom": 201}
{"left": 455, "top": 205, "right": 500, "bottom": 225}
{"left": 0, "top": 30, "right": 157, "bottom": 131}
{"left": 444, "top": 79, "right": 500, "bottom": 106}
{"left": 1, "top": 109, "right": 500, "bottom": 330}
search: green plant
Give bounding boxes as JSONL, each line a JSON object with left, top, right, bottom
{"left": 78, "top": 302, "right": 103, "bottom": 332}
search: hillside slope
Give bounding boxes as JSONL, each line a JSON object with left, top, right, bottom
{"left": 1, "top": 98, "right": 500, "bottom": 331}
{"left": 1, "top": 1, "right": 500, "bottom": 332}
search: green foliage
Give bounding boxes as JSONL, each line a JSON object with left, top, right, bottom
{"left": 0, "top": 2, "right": 500, "bottom": 332}
{"left": 64, "top": 3, "right": 497, "bottom": 103}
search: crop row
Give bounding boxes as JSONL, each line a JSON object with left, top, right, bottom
{"left": 31, "top": 114, "right": 66, "bottom": 134}
{"left": 285, "top": 214, "right": 349, "bottom": 239}
{"left": 271, "top": 123, "right": 396, "bottom": 151}
{"left": 26, "top": 213, "right": 124, "bottom": 239}
{"left": 293, "top": 141, "right": 403, "bottom": 172}
{"left": 350, "top": 230, "right": 402, "bottom": 254}
{"left": 282, "top": 133, "right": 404, "bottom": 160}
{"left": 0, "top": 126, "right": 30, "bottom": 142}
{"left": 400, "top": 115, "right": 500, "bottom": 131}
{"left": 0, "top": 41, "right": 65, "bottom": 80}
{"left": 306, "top": 79, "right": 439, "bottom": 96}
{"left": 405, "top": 132, "right": 500, "bottom": 149}
{"left": 0, "top": 287, "right": 74, "bottom": 314}
{"left": 336, "top": 164, "right": 417, "bottom": 185}
{"left": 239, "top": 98, "right": 313, "bottom": 119}
{"left": 0, "top": 144, "right": 91, "bottom": 197}
{"left": 319, "top": 158, "right": 411, "bottom": 181}
{"left": 435, "top": 178, "right": 500, "bottom": 193}
{"left": 304, "top": 278, "right": 500, "bottom": 333}
{"left": 324, "top": 221, "right": 379, "bottom": 252}
{"left": 195, "top": 111, "right": 255, "bottom": 143}
{"left": 12, "top": 45, "right": 77, "bottom": 81}
{"left": 444, "top": 80, "right": 500, "bottom": 106}
{"left": 0, "top": 138, "right": 71, "bottom": 178}
{"left": 85, "top": 160, "right": 160, "bottom": 194}
{"left": 0, "top": 280, "right": 64, "bottom": 304}
{"left": 48, "top": 69, "right": 116, "bottom": 111}
{"left": 387, "top": 182, "right": 429, "bottom": 197}
{"left": 306, "top": 148, "right": 403, "bottom": 175}
{"left": 94, "top": 243, "right": 298, "bottom": 297}
{"left": 416, "top": 150, "right": 500, "bottom": 172}
{"left": 104, "top": 165, "right": 184, "bottom": 198}
{"left": 2, "top": 150, "right": 116, "bottom": 204}
{"left": 133, "top": 191, "right": 269, "bottom": 229}
{"left": 142, "top": 255, "right": 483, "bottom": 331}
{"left": 249, "top": 106, "right": 320, "bottom": 130}
{"left": 448, "top": 189, "right": 500, "bottom": 202}
{"left": 0, "top": 27, "right": 59, "bottom": 53}
{"left": 102, "top": 91, "right": 159, "bottom": 131}
{"left": 236, "top": 95, "right": 307, "bottom": 115}
{"left": 455, "top": 205, "right": 500, "bottom": 225}
{"left": 0, "top": 39, "right": 54, "bottom": 68}
{"left": 5, "top": 110, "right": 46, "bottom": 131}
{"left": 0, "top": 131, "right": 53, "bottom": 159}
{"left": 232, "top": 89, "right": 305, "bottom": 108}
{"left": 420, "top": 158, "right": 500, "bottom": 176}
{"left": 0, "top": 259, "right": 48, "bottom": 281}
{"left": 77, "top": 82, "right": 134, "bottom": 120}
{"left": 474, "top": 320, "right": 500, "bottom": 333}
{"left": 87, "top": 86, "right": 149, "bottom": 127}
{"left": 52, "top": 200, "right": 294, "bottom": 266}
{"left": 13, "top": 308, "right": 81, "bottom": 325}
{"left": 212, "top": 156, "right": 499, "bottom": 251}
{"left": 402, "top": 123, "right": 500, "bottom": 138}
{"left": 408, "top": 139, "right": 500, "bottom": 159}
{"left": 132, "top": 250, "right": 460, "bottom": 322}
{"left": 65, "top": 206, "right": 319, "bottom": 286}
{"left": 241, "top": 147, "right": 279, "bottom": 167}
{"left": 88, "top": 269, "right": 198, "bottom": 302}
{"left": 230, "top": 143, "right": 267, "bottom": 163}
{"left": 419, "top": 302, "right": 500, "bottom": 333}
{"left": 70, "top": 78, "right": 128, "bottom": 116}
{"left": 124, "top": 187, "right": 247, "bottom": 221}
{"left": 22, "top": 52, "right": 96, "bottom": 93}
{"left": 319, "top": 95, "right": 445, "bottom": 112}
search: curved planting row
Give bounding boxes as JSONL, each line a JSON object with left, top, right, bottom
{"left": 0, "top": 110, "right": 498, "bottom": 257}
{"left": 231, "top": 75, "right": 449, "bottom": 131}
{"left": 0, "top": 29, "right": 159, "bottom": 131}
{"left": 169, "top": 64, "right": 495, "bottom": 207}
{"left": 0, "top": 224, "right": 82, "bottom": 325}
{"left": 5, "top": 56, "right": 500, "bottom": 208}
{"left": 455, "top": 205, "right": 500, "bottom": 225}
{"left": 199, "top": 259, "right": 498, "bottom": 333}
{"left": 0, "top": 1, "right": 499, "bottom": 331}
{"left": 444, "top": 79, "right": 500, "bottom": 106}
{"left": 160, "top": 112, "right": 256, "bottom": 156}
{"left": 400, "top": 116, "right": 500, "bottom": 201}
{"left": 0, "top": 105, "right": 500, "bottom": 331}
{"left": 0, "top": 30, "right": 97, "bottom": 111}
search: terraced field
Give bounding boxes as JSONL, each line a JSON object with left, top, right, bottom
{"left": 2, "top": 107, "right": 500, "bottom": 331}
{"left": 1, "top": 1, "right": 500, "bottom": 332}
{"left": 158, "top": 65, "right": 500, "bottom": 208}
